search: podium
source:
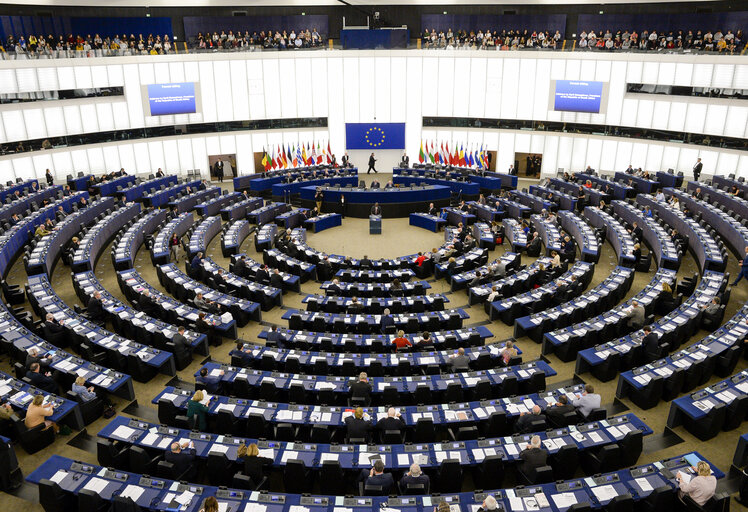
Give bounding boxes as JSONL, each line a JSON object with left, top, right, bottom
{"left": 369, "top": 215, "right": 382, "bottom": 235}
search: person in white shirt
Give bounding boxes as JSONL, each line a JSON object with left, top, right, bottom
{"left": 655, "top": 190, "right": 666, "bottom": 202}
{"left": 571, "top": 383, "right": 601, "bottom": 418}
{"left": 677, "top": 460, "right": 716, "bottom": 506}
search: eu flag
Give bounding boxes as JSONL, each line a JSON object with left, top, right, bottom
{"left": 345, "top": 123, "right": 406, "bottom": 150}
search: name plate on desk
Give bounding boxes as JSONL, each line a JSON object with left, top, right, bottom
{"left": 103, "top": 469, "right": 128, "bottom": 481}
{"left": 70, "top": 462, "right": 94, "bottom": 474}
{"left": 300, "top": 497, "right": 329, "bottom": 506}
{"left": 258, "top": 494, "right": 286, "bottom": 503}
{"left": 344, "top": 498, "right": 372, "bottom": 507}
{"left": 138, "top": 477, "right": 165, "bottom": 489}
{"left": 216, "top": 489, "right": 244, "bottom": 500}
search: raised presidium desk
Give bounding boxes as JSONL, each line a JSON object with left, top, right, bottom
{"left": 29, "top": 452, "right": 724, "bottom": 512}
{"left": 304, "top": 213, "right": 342, "bottom": 233}
{"left": 300, "top": 185, "right": 452, "bottom": 218}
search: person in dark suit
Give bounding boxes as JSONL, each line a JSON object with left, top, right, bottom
{"left": 641, "top": 325, "right": 662, "bottom": 363}
{"left": 344, "top": 406, "right": 373, "bottom": 441}
{"left": 349, "top": 372, "right": 372, "bottom": 406}
{"left": 45, "top": 169, "right": 54, "bottom": 186}
{"left": 562, "top": 236, "right": 575, "bottom": 263}
{"left": 196, "top": 367, "right": 224, "bottom": 394}
{"left": 195, "top": 312, "right": 212, "bottom": 334}
{"left": 362, "top": 459, "right": 394, "bottom": 494}
{"left": 515, "top": 405, "right": 545, "bottom": 433}
{"left": 138, "top": 290, "right": 159, "bottom": 318}
{"left": 370, "top": 203, "right": 382, "bottom": 216}
{"left": 230, "top": 342, "right": 253, "bottom": 366}
{"left": 370, "top": 180, "right": 381, "bottom": 189}
{"left": 255, "top": 265, "right": 270, "bottom": 284}
{"left": 25, "top": 346, "right": 52, "bottom": 370}
{"left": 190, "top": 252, "right": 204, "bottom": 275}
{"left": 155, "top": 168, "right": 165, "bottom": 178}
{"left": 26, "top": 363, "right": 58, "bottom": 394}
{"left": 380, "top": 308, "right": 395, "bottom": 334}
{"left": 86, "top": 291, "right": 106, "bottom": 323}
{"left": 367, "top": 153, "right": 377, "bottom": 174}
{"left": 545, "top": 395, "right": 576, "bottom": 427}
{"left": 269, "top": 269, "right": 284, "bottom": 289}
{"left": 339, "top": 194, "right": 346, "bottom": 218}
{"left": 348, "top": 297, "right": 364, "bottom": 314}
{"left": 360, "top": 255, "right": 372, "bottom": 268}
{"left": 693, "top": 158, "right": 702, "bottom": 181}
{"left": 165, "top": 441, "right": 196, "bottom": 479}
{"left": 341, "top": 153, "right": 351, "bottom": 168}
{"left": 518, "top": 435, "right": 548, "bottom": 475}
{"left": 214, "top": 160, "right": 224, "bottom": 182}
{"left": 629, "top": 222, "right": 643, "bottom": 242}
{"left": 266, "top": 325, "right": 286, "bottom": 350}
{"left": 171, "top": 326, "right": 192, "bottom": 361}
{"left": 400, "top": 463, "right": 429, "bottom": 493}
{"left": 400, "top": 153, "right": 409, "bottom": 168}
{"left": 327, "top": 279, "right": 341, "bottom": 296}
{"left": 526, "top": 232, "right": 542, "bottom": 257}
{"left": 376, "top": 407, "right": 405, "bottom": 434}
{"left": 42, "top": 313, "right": 65, "bottom": 341}
{"left": 234, "top": 256, "right": 248, "bottom": 278}
{"left": 428, "top": 203, "right": 439, "bottom": 216}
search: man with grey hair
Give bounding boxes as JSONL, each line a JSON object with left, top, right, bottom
{"left": 449, "top": 347, "right": 471, "bottom": 372}
{"left": 349, "top": 372, "right": 372, "bottom": 405}
{"left": 165, "top": 439, "right": 196, "bottom": 480}
{"left": 376, "top": 407, "right": 405, "bottom": 435}
{"left": 515, "top": 404, "right": 546, "bottom": 433}
{"left": 399, "top": 462, "right": 430, "bottom": 492}
{"left": 519, "top": 434, "right": 547, "bottom": 475}
{"left": 380, "top": 308, "right": 395, "bottom": 334}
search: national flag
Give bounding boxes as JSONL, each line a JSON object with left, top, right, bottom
{"left": 419, "top": 141, "right": 425, "bottom": 163}
{"left": 452, "top": 145, "right": 459, "bottom": 166}
{"left": 280, "top": 145, "right": 287, "bottom": 169}
{"left": 439, "top": 142, "right": 444, "bottom": 164}
{"left": 310, "top": 143, "right": 317, "bottom": 165}
{"left": 302, "top": 144, "right": 309, "bottom": 166}
{"left": 434, "top": 142, "right": 440, "bottom": 164}
{"left": 276, "top": 145, "right": 284, "bottom": 169}
{"left": 444, "top": 142, "right": 450, "bottom": 165}
{"left": 261, "top": 147, "right": 269, "bottom": 171}
{"left": 296, "top": 145, "right": 302, "bottom": 167}
{"left": 326, "top": 141, "right": 332, "bottom": 164}
{"left": 475, "top": 148, "right": 481, "bottom": 169}
{"left": 426, "top": 141, "right": 433, "bottom": 163}
{"left": 467, "top": 147, "right": 474, "bottom": 167}
{"left": 316, "top": 142, "right": 323, "bottom": 164}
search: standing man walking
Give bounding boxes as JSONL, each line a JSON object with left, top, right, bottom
{"left": 368, "top": 153, "right": 377, "bottom": 174}
{"left": 693, "top": 157, "right": 702, "bottom": 181}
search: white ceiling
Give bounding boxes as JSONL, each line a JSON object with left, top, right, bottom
{"left": 0, "top": 0, "right": 722, "bottom": 6}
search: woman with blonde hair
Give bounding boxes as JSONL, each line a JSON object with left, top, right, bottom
{"left": 550, "top": 250, "right": 561, "bottom": 268}
{"left": 187, "top": 389, "right": 210, "bottom": 430}
{"left": 500, "top": 340, "right": 518, "bottom": 366}
{"left": 240, "top": 442, "right": 271, "bottom": 484}
{"left": 199, "top": 496, "right": 219, "bottom": 512}
{"left": 71, "top": 376, "right": 97, "bottom": 401}
{"left": 677, "top": 460, "right": 716, "bottom": 506}
{"left": 25, "top": 394, "right": 58, "bottom": 433}
{"left": 392, "top": 329, "right": 412, "bottom": 351}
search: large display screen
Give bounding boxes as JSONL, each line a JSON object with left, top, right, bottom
{"left": 147, "top": 82, "right": 197, "bottom": 115}
{"left": 553, "top": 80, "right": 605, "bottom": 113}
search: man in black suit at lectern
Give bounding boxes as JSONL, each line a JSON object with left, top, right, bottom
{"left": 371, "top": 203, "right": 382, "bottom": 215}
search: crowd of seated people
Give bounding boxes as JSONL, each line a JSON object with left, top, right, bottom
{"left": 2, "top": 33, "right": 175, "bottom": 55}
{"left": 421, "top": 28, "right": 563, "bottom": 50}
{"left": 193, "top": 29, "right": 325, "bottom": 50}
{"left": 577, "top": 28, "right": 743, "bottom": 52}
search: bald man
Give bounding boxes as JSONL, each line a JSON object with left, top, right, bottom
{"left": 165, "top": 440, "right": 195, "bottom": 479}
{"left": 449, "top": 347, "right": 470, "bottom": 372}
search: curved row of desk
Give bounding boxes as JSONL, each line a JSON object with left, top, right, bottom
{"left": 71, "top": 202, "right": 141, "bottom": 273}
{"left": 237, "top": 167, "right": 358, "bottom": 193}
{"left": 301, "top": 184, "right": 452, "bottom": 218}
{"left": 449, "top": 253, "right": 522, "bottom": 292}
{"left": 152, "top": 212, "right": 195, "bottom": 265}
{"left": 575, "top": 271, "right": 727, "bottom": 382}
{"left": 117, "top": 175, "right": 177, "bottom": 202}
{"left": 531, "top": 215, "right": 562, "bottom": 256}
{"left": 228, "top": 253, "right": 302, "bottom": 291}
{"left": 194, "top": 359, "right": 555, "bottom": 406}
{"left": 112, "top": 209, "right": 169, "bottom": 270}
{"left": 196, "top": 191, "right": 245, "bottom": 218}
{"left": 582, "top": 207, "right": 636, "bottom": 267}
{"left": 282, "top": 309, "right": 469, "bottom": 335}
{"left": 557, "top": 211, "right": 601, "bottom": 264}
{"left": 528, "top": 184, "right": 577, "bottom": 212}
{"left": 468, "top": 257, "right": 554, "bottom": 305}
{"left": 617, "top": 303, "right": 748, "bottom": 410}
{"left": 0, "top": 185, "right": 61, "bottom": 224}
{"left": 612, "top": 200, "right": 681, "bottom": 271}
{"left": 222, "top": 220, "right": 252, "bottom": 256}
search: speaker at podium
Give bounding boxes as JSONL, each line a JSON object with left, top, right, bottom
{"left": 369, "top": 215, "right": 381, "bottom": 234}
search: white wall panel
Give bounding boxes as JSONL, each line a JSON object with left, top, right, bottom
{"left": 79, "top": 104, "right": 99, "bottom": 133}
{"left": 484, "top": 58, "right": 502, "bottom": 119}
{"left": 154, "top": 62, "right": 170, "bottom": 84}
{"left": 642, "top": 62, "right": 660, "bottom": 84}
{"left": 631, "top": 143, "right": 648, "bottom": 169}
{"left": 358, "top": 57, "right": 375, "bottom": 121}
{"left": 148, "top": 141, "right": 165, "bottom": 172}
{"left": 724, "top": 106, "right": 748, "bottom": 138}
{"left": 326, "top": 58, "right": 345, "bottom": 156}
{"left": 532, "top": 59, "right": 552, "bottom": 121}
{"left": 219, "top": 135, "right": 236, "bottom": 156}
{"left": 95, "top": 103, "right": 115, "bottom": 132}
{"left": 198, "top": 61, "right": 218, "bottom": 122}
{"left": 0, "top": 69, "right": 18, "bottom": 94}
{"left": 56, "top": 67, "right": 76, "bottom": 90}
{"left": 90, "top": 66, "right": 109, "bottom": 89}
{"left": 586, "top": 138, "right": 603, "bottom": 171}
{"left": 213, "top": 61, "right": 234, "bottom": 121}
{"left": 205, "top": 136, "right": 221, "bottom": 156}
{"left": 87, "top": 147, "right": 105, "bottom": 173}
{"left": 738, "top": 156, "right": 748, "bottom": 179}
{"left": 605, "top": 62, "right": 627, "bottom": 126}
{"left": 102, "top": 146, "right": 120, "bottom": 172}
{"left": 437, "top": 57, "right": 455, "bottom": 117}
{"left": 734, "top": 65, "right": 748, "bottom": 89}
{"left": 162, "top": 139, "right": 179, "bottom": 173}
{"left": 619, "top": 98, "right": 637, "bottom": 127}
{"left": 70, "top": 149, "right": 90, "bottom": 172}
{"left": 117, "top": 144, "right": 136, "bottom": 173}
{"left": 16, "top": 68, "right": 38, "bottom": 92}
{"left": 234, "top": 133, "right": 253, "bottom": 174}
{"left": 541, "top": 135, "right": 558, "bottom": 174}
{"left": 246, "top": 60, "right": 265, "bottom": 120}
{"left": 658, "top": 62, "right": 676, "bottom": 85}
{"left": 514, "top": 133, "right": 531, "bottom": 154}
{"left": 106, "top": 65, "right": 124, "bottom": 87}
{"left": 0, "top": 160, "right": 14, "bottom": 181}
{"left": 23, "top": 109, "right": 46, "bottom": 140}
{"left": 500, "top": 59, "right": 519, "bottom": 119}
{"left": 516, "top": 59, "right": 536, "bottom": 120}
{"left": 278, "top": 59, "right": 297, "bottom": 119}
{"left": 261, "top": 59, "right": 282, "bottom": 119}
{"left": 405, "top": 57, "right": 423, "bottom": 157}
{"left": 43, "top": 107, "right": 66, "bottom": 138}
{"left": 343, "top": 57, "right": 360, "bottom": 122}
{"left": 698, "top": 150, "right": 719, "bottom": 175}
{"left": 614, "top": 141, "right": 633, "bottom": 171}
{"left": 600, "top": 139, "right": 617, "bottom": 172}
{"left": 112, "top": 102, "right": 130, "bottom": 131}
{"left": 132, "top": 142, "right": 150, "bottom": 173}
{"left": 497, "top": 132, "right": 515, "bottom": 172}
{"left": 12, "top": 157, "right": 34, "bottom": 179}
{"left": 122, "top": 64, "right": 144, "bottom": 128}
{"left": 635, "top": 99, "right": 654, "bottom": 129}
{"left": 556, "top": 136, "right": 573, "bottom": 172}
{"left": 661, "top": 146, "right": 680, "bottom": 171}
{"left": 667, "top": 101, "right": 687, "bottom": 132}
{"left": 625, "top": 61, "right": 642, "bottom": 84}
{"left": 677, "top": 147, "right": 699, "bottom": 173}
{"left": 704, "top": 104, "right": 727, "bottom": 135}
{"left": 167, "top": 62, "right": 186, "bottom": 83}
{"left": 571, "top": 137, "right": 587, "bottom": 170}
{"left": 228, "top": 61, "right": 249, "bottom": 121}
{"left": 712, "top": 64, "right": 734, "bottom": 88}
{"left": 468, "top": 57, "right": 487, "bottom": 118}
{"left": 51, "top": 151, "right": 73, "bottom": 178}
{"left": 692, "top": 64, "right": 713, "bottom": 87}
{"left": 3, "top": 110, "right": 26, "bottom": 142}
{"left": 176, "top": 139, "right": 194, "bottom": 171}
{"left": 716, "top": 152, "right": 739, "bottom": 176}
{"left": 295, "top": 58, "right": 314, "bottom": 119}
{"left": 31, "top": 153, "right": 53, "bottom": 178}
{"left": 645, "top": 144, "right": 664, "bottom": 171}
{"left": 565, "top": 60, "right": 581, "bottom": 81}
{"left": 684, "top": 103, "right": 707, "bottom": 133}
{"left": 452, "top": 58, "right": 470, "bottom": 117}
{"left": 389, "top": 57, "right": 406, "bottom": 122}
{"left": 673, "top": 62, "right": 693, "bottom": 86}
{"left": 651, "top": 101, "right": 671, "bottom": 130}
{"left": 375, "top": 57, "right": 392, "bottom": 122}
{"left": 37, "top": 67, "right": 59, "bottom": 91}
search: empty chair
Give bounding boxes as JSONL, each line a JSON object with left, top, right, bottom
{"left": 283, "top": 459, "right": 312, "bottom": 493}
{"left": 435, "top": 459, "right": 463, "bottom": 493}
{"left": 38, "top": 479, "right": 75, "bottom": 512}
{"left": 320, "top": 461, "right": 347, "bottom": 495}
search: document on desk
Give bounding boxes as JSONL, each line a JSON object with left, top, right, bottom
{"left": 142, "top": 433, "right": 160, "bottom": 446}
{"left": 551, "top": 493, "right": 577, "bottom": 509}
{"left": 161, "top": 392, "right": 178, "bottom": 402}
{"left": 244, "top": 503, "right": 268, "bottom": 512}
{"left": 591, "top": 485, "right": 617, "bottom": 502}
{"left": 504, "top": 443, "right": 519, "bottom": 456}
{"left": 635, "top": 477, "right": 653, "bottom": 492}
{"left": 508, "top": 496, "right": 524, "bottom": 510}
{"left": 82, "top": 477, "right": 109, "bottom": 493}
{"left": 587, "top": 431, "right": 604, "bottom": 443}
{"left": 209, "top": 444, "right": 230, "bottom": 455}
{"left": 677, "top": 471, "right": 692, "bottom": 484}
{"left": 111, "top": 425, "right": 136, "bottom": 441}
{"left": 523, "top": 496, "right": 540, "bottom": 511}
{"left": 50, "top": 470, "right": 68, "bottom": 484}
{"left": 281, "top": 450, "right": 299, "bottom": 463}
{"left": 320, "top": 453, "right": 339, "bottom": 463}
{"left": 120, "top": 485, "right": 144, "bottom": 501}
{"left": 175, "top": 490, "right": 195, "bottom": 505}
{"left": 397, "top": 453, "right": 410, "bottom": 466}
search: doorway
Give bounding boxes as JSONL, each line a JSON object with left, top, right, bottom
{"left": 514, "top": 152, "right": 542, "bottom": 177}
{"left": 208, "top": 154, "right": 236, "bottom": 182}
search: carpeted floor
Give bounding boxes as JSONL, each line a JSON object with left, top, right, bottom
{"left": 1, "top": 174, "right": 747, "bottom": 510}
